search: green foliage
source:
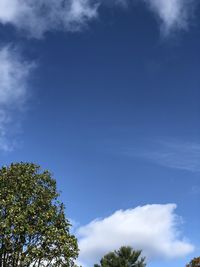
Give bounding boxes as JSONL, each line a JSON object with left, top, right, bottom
{"left": 94, "top": 246, "right": 146, "bottom": 267}
{"left": 0, "top": 162, "right": 78, "bottom": 266}
{"left": 186, "top": 257, "right": 200, "bottom": 267}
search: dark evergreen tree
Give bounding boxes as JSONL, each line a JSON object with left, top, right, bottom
{"left": 94, "top": 246, "right": 146, "bottom": 267}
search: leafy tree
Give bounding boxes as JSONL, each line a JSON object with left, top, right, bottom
{"left": 186, "top": 257, "right": 200, "bottom": 267}
{"left": 0, "top": 162, "right": 78, "bottom": 267}
{"left": 94, "top": 246, "right": 146, "bottom": 267}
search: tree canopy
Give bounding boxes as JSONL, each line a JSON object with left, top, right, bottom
{"left": 0, "top": 162, "right": 78, "bottom": 267}
{"left": 94, "top": 246, "right": 146, "bottom": 267}
{"left": 186, "top": 257, "right": 200, "bottom": 267}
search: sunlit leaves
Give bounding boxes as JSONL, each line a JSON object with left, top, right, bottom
{"left": 0, "top": 162, "right": 78, "bottom": 266}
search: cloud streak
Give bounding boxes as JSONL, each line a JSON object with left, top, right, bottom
{"left": 77, "top": 204, "right": 194, "bottom": 266}
{"left": 0, "top": 45, "right": 35, "bottom": 151}
{"left": 136, "top": 140, "right": 200, "bottom": 172}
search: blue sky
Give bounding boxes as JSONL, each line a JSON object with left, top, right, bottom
{"left": 0, "top": 0, "right": 200, "bottom": 266}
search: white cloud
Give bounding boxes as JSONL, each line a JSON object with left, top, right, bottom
{"left": 0, "top": 0, "right": 196, "bottom": 38}
{"left": 103, "top": 0, "right": 195, "bottom": 34}
{"left": 0, "top": 45, "right": 33, "bottom": 105}
{"left": 0, "top": 45, "right": 34, "bottom": 151}
{"left": 144, "top": 0, "right": 194, "bottom": 34}
{"left": 77, "top": 204, "right": 194, "bottom": 266}
{"left": 0, "top": 0, "right": 98, "bottom": 38}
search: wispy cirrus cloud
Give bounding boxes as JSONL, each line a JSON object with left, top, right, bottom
{"left": 125, "top": 140, "right": 200, "bottom": 172}
{"left": 0, "top": 45, "right": 35, "bottom": 151}
{"left": 77, "top": 204, "right": 194, "bottom": 266}
{"left": 190, "top": 185, "right": 200, "bottom": 195}
{"left": 144, "top": 141, "right": 200, "bottom": 172}
{"left": 0, "top": 0, "right": 197, "bottom": 38}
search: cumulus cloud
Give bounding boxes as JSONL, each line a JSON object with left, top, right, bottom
{"left": 0, "top": 0, "right": 98, "bottom": 38}
{"left": 77, "top": 204, "right": 194, "bottom": 266}
{"left": 0, "top": 45, "right": 35, "bottom": 151}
